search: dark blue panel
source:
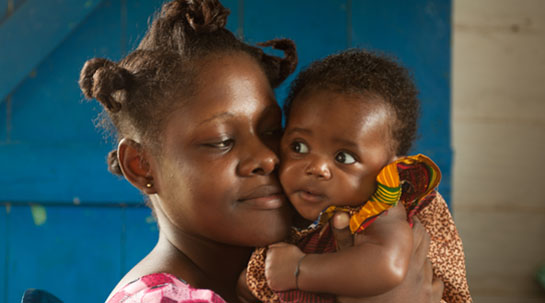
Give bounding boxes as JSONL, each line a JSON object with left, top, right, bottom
{"left": 0, "top": 205, "right": 6, "bottom": 303}
{"left": 220, "top": 0, "right": 238, "bottom": 34}
{"left": 10, "top": 0, "right": 122, "bottom": 144}
{"left": 122, "top": 207, "right": 158, "bottom": 274}
{"left": 0, "top": 96, "right": 7, "bottom": 143}
{"left": 0, "top": 0, "right": 25, "bottom": 25}
{"left": 7, "top": 205, "right": 122, "bottom": 303}
{"left": 124, "top": 0, "right": 165, "bottom": 53}
{"left": 2, "top": 0, "right": 148, "bottom": 204}
{"left": 351, "top": 0, "right": 452, "bottom": 201}
{"left": 244, "top": 0, "right": 347, "bottom": 106}
{"left": 0, "top": 144, "right": 142, "bottom": 203}
{"left": 0, "top": 0, "right": 7, "bottom": 22}
{"left": 0, "top": 0, "right": 102, "bottom": 101}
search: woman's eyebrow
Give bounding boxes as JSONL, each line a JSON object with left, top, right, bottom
{"left": 261, "top": 104, "right": 282, "bottom": 117}
{"left": 198, "top": 112, "right": 235, "bottom": 126}
{"left": 285, "top": 127, "right": 312, "bottom": 136}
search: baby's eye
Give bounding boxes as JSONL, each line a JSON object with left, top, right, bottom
{"left": 335, "top": 151, "right": 356, "bottom": 164}
{"left": 290, "top": 141, "right": 309, "bottom": 154}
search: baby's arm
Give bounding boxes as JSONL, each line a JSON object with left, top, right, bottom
{"left": 265, "top": 203, "right": 413, "bottom": 297}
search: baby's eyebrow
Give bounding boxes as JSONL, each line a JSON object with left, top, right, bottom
{"left": 284, "top": 127, "right": 312, "bottom": 136}
{"left": 332, "top": 138, "right": 359, "bottom": 149}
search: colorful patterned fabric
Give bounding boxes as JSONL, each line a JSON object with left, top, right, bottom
{"left": 107, "top": 273, "right": 227, "bottom": 303}
{"left": 318, "top": 154, "right": 440, "bottom": 234}
{"left": 246, "top": 154, "right": 471, "bottom": 303}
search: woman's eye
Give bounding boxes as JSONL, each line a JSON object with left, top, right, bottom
{"left": 207, "top": 139, "right": 234, "bottom": 149}
{"left": 290, "top": 141, "right": 309, "bottom": 154}
{"left": 335, "top": 151, "right": 356, "bottom": 164}
{"left": 263, "top": 128, "right": 283, "bottom": 138}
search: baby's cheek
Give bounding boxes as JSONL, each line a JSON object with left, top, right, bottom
{"left": 343, "top": 177, "right": 376, "bottom": 204}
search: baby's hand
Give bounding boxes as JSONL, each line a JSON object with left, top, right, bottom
{"left": 265, "top": 242, "right": 305, "bottom": 291}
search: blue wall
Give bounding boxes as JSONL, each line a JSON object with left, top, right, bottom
{"left": 0, "top": 0, "right": 451, "bottom": 302}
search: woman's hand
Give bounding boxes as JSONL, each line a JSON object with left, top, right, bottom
{"left": 236, "top": 268, "right": 260, "bottom": 303}
{"left": 331, "top": 213, "right": 443, "bottom": 303}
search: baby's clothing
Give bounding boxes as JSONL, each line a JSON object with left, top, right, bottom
{"left": 246, "top": 154, "right": 471, "bottom": 303}
{"left": 107, "top": 273, "right": 226, "bottom": 303}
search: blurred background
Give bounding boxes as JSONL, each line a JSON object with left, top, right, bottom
{"left": 0, "top": 0, "right": 543, "bottom": 302}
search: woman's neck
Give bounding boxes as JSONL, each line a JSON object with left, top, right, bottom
{"left": 155, "top": 227, "right": 252, "bottom": 301}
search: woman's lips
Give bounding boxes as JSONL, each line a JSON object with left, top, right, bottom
{"left": 238, "top": 185, "right": 286, "bottom": 209}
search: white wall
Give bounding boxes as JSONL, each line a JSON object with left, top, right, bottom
{"left": 452, "top": 0, "right": 545, "bottom": 302}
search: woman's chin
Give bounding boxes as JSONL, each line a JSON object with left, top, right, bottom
{"left": 225, "top": 205, "right": 293, "bottom": 247}
{"left": 251, "top": 228, "right": 290, "bottom": 247}
{"left": 250, "top": 215, "right": 292, "bottom": 246}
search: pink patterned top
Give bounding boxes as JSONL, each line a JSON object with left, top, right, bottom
{"left": 107, "top": 273, "right": 227, "bottom": 303}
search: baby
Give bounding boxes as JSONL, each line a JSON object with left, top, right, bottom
{"left": 244, "top": 49, "right": 471, "bottom": 303}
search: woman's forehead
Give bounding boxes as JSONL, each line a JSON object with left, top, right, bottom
{"left": 160, "top": 55, "right": 278, "bottom": 132}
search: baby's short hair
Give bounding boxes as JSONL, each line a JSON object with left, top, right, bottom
{"left": 284, "top": 49, "right": 419, "bottom": 156}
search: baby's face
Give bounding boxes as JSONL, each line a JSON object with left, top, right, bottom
{"left": 280, "top": 89, "right": 396, "bottom": 221}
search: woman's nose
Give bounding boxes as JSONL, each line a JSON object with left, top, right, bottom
{"left": 305, "top": 157, "right": 332, "bottom": 180}
{"left": 237, "top": 139, "right": 279, "bottom": 176}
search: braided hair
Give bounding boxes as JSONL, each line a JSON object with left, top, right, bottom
{"left": 284, "top": 49, "right": 418, "bottom": 156}
{"left": 79, "top": 0, "right": 297, "bottom": 176}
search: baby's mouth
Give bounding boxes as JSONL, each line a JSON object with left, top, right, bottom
{"left": 296, "top": 189, "right": 327, "bottom": 203}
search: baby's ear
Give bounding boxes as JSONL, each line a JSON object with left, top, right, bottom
{"left": 117, "top": 138, "right": 156, "bottom": 194}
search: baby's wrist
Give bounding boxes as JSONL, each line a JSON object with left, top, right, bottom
{"left": 294, "top": 254, "right": 307, "bottom": 289}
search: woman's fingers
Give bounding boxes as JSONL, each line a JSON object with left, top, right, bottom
{"left": 420, "top": 254, "right": 443, "bottom": 302}
{"left": 332, "top": 211, "right": 350, "bottom": 230}
{"left": 432, "top": 275, "right": 445, "bottom": 302}
{"left": 411, "top": 218, "right": 430, "bottom": 266}
{"left": 331, "top": 212, "right": 353, "bottom": 250}
{"left": 267, "top": 242, "right": 289, "bottom": 248}
{"left": 236, "top": 268, "right": 258, "bottom": 303}
{"left": 411, "top": 217, "right": 425, "bottom": 250}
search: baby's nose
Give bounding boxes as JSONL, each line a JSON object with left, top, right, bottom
{"left": 305, "top": 158, "right": 332, "bottom": 180}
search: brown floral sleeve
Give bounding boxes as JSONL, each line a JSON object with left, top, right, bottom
{"left": 417, "top": 192, "right": 472, "bottom": 302}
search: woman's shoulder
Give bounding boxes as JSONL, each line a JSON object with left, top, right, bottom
{"left": 106, "top": 273, "right": 227, "bottom": 303}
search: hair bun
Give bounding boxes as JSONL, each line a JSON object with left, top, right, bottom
{"left": 107, "top": 149, "right": 124, "bottom": 176}
{"left": 79, "top": 58, "right": 132, "bottom": 113}
{"left": 165, "top": 0, "right": 229, "bottom": 33}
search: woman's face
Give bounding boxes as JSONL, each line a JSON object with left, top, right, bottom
{"left": 152, "top": 52, "right": 292, "bottom": 247}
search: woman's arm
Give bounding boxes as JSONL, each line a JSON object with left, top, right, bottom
{"left": 265, "top": 203, "right": 413, "bottom": 297}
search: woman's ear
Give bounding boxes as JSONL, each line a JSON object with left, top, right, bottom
{"left": 117, "top": 138, "right": 157, "bottom": 194}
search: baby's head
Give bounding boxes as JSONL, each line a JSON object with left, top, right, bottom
{"left": 280, "top": 49, "right": 419, "bottom": 221}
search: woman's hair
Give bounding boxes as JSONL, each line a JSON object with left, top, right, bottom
{"left": 284, "top": 49, "right": 419, "bottom": 156}
{"left": 79, "top": 0, "right": 297, "bottom": 176}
